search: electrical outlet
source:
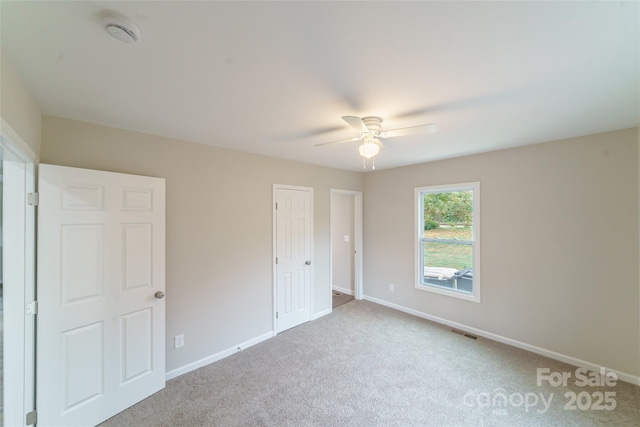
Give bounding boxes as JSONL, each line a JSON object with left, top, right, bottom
{"left": 389, "top": 283, "right": 395, "bottom": 292}
{"left": 174, "top": 334, "right": 184, "bottom": 349}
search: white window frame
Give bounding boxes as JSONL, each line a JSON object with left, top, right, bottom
{"left": 414, "top": 182, "right": 481, "bottom": 303}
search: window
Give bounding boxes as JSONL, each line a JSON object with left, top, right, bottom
{"left": 415, "top": 182, "right": 480, "bottom": 302}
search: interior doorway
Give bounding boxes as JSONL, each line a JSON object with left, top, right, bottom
{"left": 1, "top": 120, "right": 37, "bottom": 427}
{"left": 330, "top": 189, "right": 363, "bottom": 309}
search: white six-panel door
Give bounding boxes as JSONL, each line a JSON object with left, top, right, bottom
{"left": 37, "top": 164, "right": 165, "bottom": 426}
{"left": 275, "top": 187, "right": 312, "bottom": 333}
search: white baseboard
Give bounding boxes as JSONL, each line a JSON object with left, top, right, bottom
{"left": 166, "top": 307, "right": 333, "bottom": 381}
{"left": 165, "top": 331, "right": 274, "bottom": 381}
{"left": 363, "top": 295, "right": 640, "bottom": 386}
{"left": 332, "top": 286, "right": 354, "bottom": 296}
{"left": 312, "top": 308, "right": 332, "bottom": 320}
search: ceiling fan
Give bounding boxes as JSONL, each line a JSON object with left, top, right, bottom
{"left": 315, "top": 116, "right": 438, "bottom": 169}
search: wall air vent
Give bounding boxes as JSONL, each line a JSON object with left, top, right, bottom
{"left": 452, "top": 329, "right": 478, "bottom": 340}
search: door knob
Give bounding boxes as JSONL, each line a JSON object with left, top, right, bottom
{"left": 305, "top": 260, "right": 311, "bottom": 265}
{"left": 154, "top": 291, "right": 165, "bottom": 299}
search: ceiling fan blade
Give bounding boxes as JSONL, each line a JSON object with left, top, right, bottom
{"left": 314, "top": 136, "right": 363, "bottom": 147}
{"left": 380, "top": 123, "right": 438, "bottom": 138}
{"left": 342, "top": 116, "right": 368, "bottom": 132}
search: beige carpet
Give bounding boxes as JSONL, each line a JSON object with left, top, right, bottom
{"left": 332, "top": 290, "right": 354, "bottom": 308}
{"left": 0, "top": 285, "right": 3, "bottom": 426}
{"left": 101, "top": 300, "right": 639, "bottom": 426}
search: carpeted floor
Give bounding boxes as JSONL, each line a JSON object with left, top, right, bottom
{"left": 332, "top": 290, "right": 354, "bottom": 308}
{"left": 0, "top": 285, "right": 3, "bottom": 426}
{"left": 100, "top": 300, "right": 640, "bottom": 426}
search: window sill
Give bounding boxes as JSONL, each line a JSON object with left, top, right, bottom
{"left": 415, "top": 282, "right": 481, "bottom": 303}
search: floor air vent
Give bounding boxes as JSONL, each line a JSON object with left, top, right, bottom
{"left": 452, "top": 329, "right": 478, "bottom": 340}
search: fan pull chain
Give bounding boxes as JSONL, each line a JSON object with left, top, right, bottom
{"left": 362, "top": 157, "right": 376, "bottom": 170}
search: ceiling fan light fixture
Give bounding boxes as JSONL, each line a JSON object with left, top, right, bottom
{"left": 316, "top": 115, "right": 437, "bottom": 170}
{"left": 358, "top": 141, "right": 380, "bottom": 159}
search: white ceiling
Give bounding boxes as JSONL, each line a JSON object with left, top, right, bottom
{"left": 2, "top": 1, "right": 638, "bottom": 172}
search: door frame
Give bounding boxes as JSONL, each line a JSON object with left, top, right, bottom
{"left": 272, "top": 184, "right": 314, "bottom": 335}
{"left": 1, "top": 118, "right": 37, "bottom": 427}
{"left": 330, "top": 189, "right": 363, "bottom": 302}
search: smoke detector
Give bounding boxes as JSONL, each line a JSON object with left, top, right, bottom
{"left": 101, "top": 12, "right": 141, "bottom": 43}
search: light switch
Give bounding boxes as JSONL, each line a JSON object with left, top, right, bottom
{"left": 344, "top": 235, "right": 350, "bottom": 242}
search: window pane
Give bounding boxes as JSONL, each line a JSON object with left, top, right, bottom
{"left": 423, "top": 240, "right": 473, "bottom": 293}
{"left": 423, "top": 190, "right": 473, "bottom": 233}
{"left": 423, "top": 240, "right": 473, "bottom": 271}
{"left": 415, "top": 182, "right": 479, "bottom": 302}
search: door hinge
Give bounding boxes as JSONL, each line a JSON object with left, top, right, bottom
{"left": 276, "top": 312, "right": 278, "bottom": 319}
{"left": 26, "top": 410, "right": 37, "bottom": 425}
{"left": 275, "top": 257, "right": 278, "bottom": 265}
{"left": 27, "top": 192, "right": 39, "bottom": 206}
{"left": 275, "top": 202, "right": 278, "bottom": 210}
{"left": 26, "top": 301, "right": 38, "bottom": 315}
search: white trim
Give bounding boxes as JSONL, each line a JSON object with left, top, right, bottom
{"left": 1, "top": 121, "right": 37, "bottom": 427}
{"left": 3, "top": 160, "right": 27, "bottom": 427}
{"left": 414, "top": 182, "right": 481, "bottom": 303}
{"left": 312, "top": 307, "right": 332, "bottom": 320}
{"left": 165, "top": 332, "right": 274, "bottom": 381}
{"left": 272, "top": 186, "right": 278, "bottom": 334}
{"left": 0, "top": 118, "right": 38, "bottom": 162}
{"left": 272, "top": 184, "right": 314, "bottom": 334}
{"left": 363, "top": 295, "right": 640, "bottom": 386}
{"left": 330, "top": 189, "right": 363, "bottom": 302}
{"left": 23, "top": 162, "right": 36, "bottom": 423}
{"left": 354, "top": 192, "right": 363, "bottom": 300}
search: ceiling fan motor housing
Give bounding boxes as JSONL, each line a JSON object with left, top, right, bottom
{"left": 361, "top": 116, "right": 382, "bottom": 132}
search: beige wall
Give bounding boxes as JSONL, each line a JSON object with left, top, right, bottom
{"left": 39, "top": 115, "right": 640, "bottom": 379}
{"left": 41, "top": 116, "right": 363, "bottom": 372}
{"left": 1, "top": 54, "right": 41, "bottom": 157}
{"left": 363, "top": 128, "right": 640, "bottom": 377}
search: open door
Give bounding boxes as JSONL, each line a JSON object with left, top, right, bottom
{"left": 37, "top": 164, "right": 165, "bottom": 426}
